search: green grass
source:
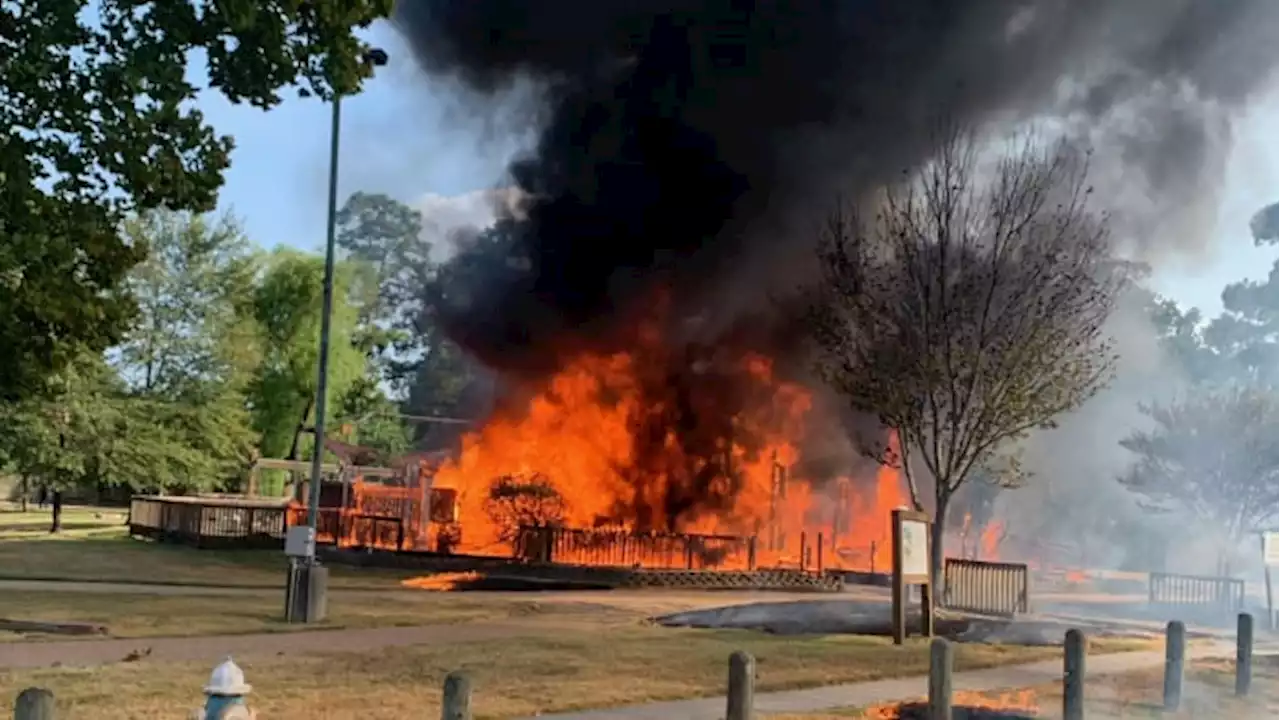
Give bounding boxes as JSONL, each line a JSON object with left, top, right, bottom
{"left": 0, "top": 589, "right": 627, "bottom": 640}
{"left": 0, "top": 506, "right": 415, "bottom": 588}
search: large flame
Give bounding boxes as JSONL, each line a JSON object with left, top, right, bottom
{"left": 428, "top": 320, "right": 912, "bottom": 572}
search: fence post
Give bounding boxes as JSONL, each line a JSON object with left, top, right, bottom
{"left": 1236, "top": 612, "right": 1253, "bottom": 697}
{"left": 14, "top": 687, "right": 55, "bottom": 720}
{"left": 726, "top": 651, "right": 755, "bottom": 720}
{"left": 1062, "top": 628, "right": 1086, "bottom": 720}
{"left": 1163, "top": 620, "right": 1185, "bottom": 711}
{"left": 928, "top": 638, "right": 953, "bottom": 720}
{"left": 441, "top": 671, "right": 472, "bottom": 720}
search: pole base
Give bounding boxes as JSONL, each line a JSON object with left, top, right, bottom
{"left": 284, "top": 560, "right": 329, "bottom": 624}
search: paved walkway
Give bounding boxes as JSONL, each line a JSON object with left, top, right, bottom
{"left": 522, "top": 643, "right": 1236, "bottom": 720}
{"left": 0, "top": 620, "right": 562, "bottom": 670}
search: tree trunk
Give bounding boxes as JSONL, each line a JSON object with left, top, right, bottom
{"left": 930, "top": 492, "right": 951, "bottom": 601}
{"left": 19, "top": 474, "right": 28, "bottom": 513}
{"left": 287, "top": 397, "right": 314, "bottom": 502}
{"left": 49, "top": 490, "right": 63, "bottom": 533}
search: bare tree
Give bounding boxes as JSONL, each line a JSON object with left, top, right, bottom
{"left": 804, "top": 125, "right": 1121, "bottom": 589}
{"left": 1119, "top": 385, "right": 1279, "bottom": 569}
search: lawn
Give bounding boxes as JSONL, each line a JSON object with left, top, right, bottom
{"left": 766, "top": 657, "right": 1279, "bottom": 719}
{"left": 0, "top": 506, "right": 413, "bottom": 589}
{"left": 0, "top": 626, "right": 1152, "bottom": 719}
{"left": 0, "top": 589, "right": 632, "bottom": 640}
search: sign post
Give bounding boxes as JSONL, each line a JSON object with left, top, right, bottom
{"left": 1262, "top": 531, "right": 1278, "bottom": 631}
{"left": 892, "top": 508, "right": 934, "bottom": 645}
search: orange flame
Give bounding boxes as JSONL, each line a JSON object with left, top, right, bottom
{"left": 423, "top": 330, "right": 912, "bottom": 571}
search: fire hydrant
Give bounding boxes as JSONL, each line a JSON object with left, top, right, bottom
{"left": 191, "top": 657, "right": 256, "bottom": 720}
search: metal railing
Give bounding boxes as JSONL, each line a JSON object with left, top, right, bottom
{"left": 942, "top": 557, "right": 1031, "bottom": 616}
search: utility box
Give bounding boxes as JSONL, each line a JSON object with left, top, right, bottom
{"left": 284, "top": 525, "right": 316, "bottom": 559}
{"left": 284, "top": 560, "right": 329, "bottom": 624}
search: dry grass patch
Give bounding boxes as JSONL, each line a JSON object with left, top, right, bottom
{"left": 766, "top": 657, "right": 1278, "bottom": 719}
{"left": 0, "top": 628, "right": 1153, "bottom": 719}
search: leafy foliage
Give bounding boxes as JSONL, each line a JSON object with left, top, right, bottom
{"left": 249, "top": 249, "right": 364, "bottom": 460}
{"left": 805, "top": 127, "right": 1120, "bottom": 585}
{"left": 483, "top": 473, "right": 567, "bottom": 544}
{"left": 1118, "top": 386, "right": 1278, "bottom": 544}
{"left": 335, "top": 191, "right": 483, "bottom": 427}
{"left": 0, "top": 0, "right": 393, "bottom": 401}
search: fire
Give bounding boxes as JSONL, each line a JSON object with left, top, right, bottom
{"left": 862, "top": 689, "right": 1041, "bottom": 719}
{"left": 400, "top": 572, "right": 482, "bottom": 591}
{"left": 427, "top": 321, "right": 912, "bottom": 572}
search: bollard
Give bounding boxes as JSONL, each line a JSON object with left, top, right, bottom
{"left": 927, "top": 638, "right": 953, "bottom": 720}
{"left": 726, "top": 651, "right": 756, "bottom": 720}
{"left": 1236, "top": 612, "right": 1254, "bottom": 697}
{"left": 1163, "top": 620, "right": 1186, "bottom": 711}
{"left": 14, "top": 688, "right": 55, "bottom": 720}
{"left": 1062, "top": 629, "right": 1086, "bottom": 720}
{"left": 441, "top": 671, "right": 473, "bottom": 720}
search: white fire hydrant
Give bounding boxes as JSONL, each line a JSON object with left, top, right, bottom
{"left": 190, "top": 657, "right": 257, "bottom": 720}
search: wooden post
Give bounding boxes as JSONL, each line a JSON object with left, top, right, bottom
{"left": 927, "top": 638, "right": 952, "bottom": 720}
{"left": 816, "top": 533, "right": 824, "bottom": 575}
{"left": 747, "top": 536, "right": 757, "bottom": 571}
{"left": 799, "top": 532, "right": 808, "bottom": 572}
{"left": 1062, "top": 628, "right": 1086, "bottom": 720}
{"left": 726, "top": 651, "right": 755, "bottom": 720}
{"left": 1163, "top": 620, "right": 1185, "bottom": 711}
{"left": 14, "top": 688, "right": 55, "bottom": 720}
{"left": 441, "top": 671, "right": 472, "bottom": 720}
{"left": 891, "top": 509, "right": 932, "bottom": 645}
{"left": 1236, "top": 612, "right": 1254, "bottom": 697}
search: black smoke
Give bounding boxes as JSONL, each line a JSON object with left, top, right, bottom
{"left": 396, "top": 0, "right": 1276, "bottom": 372}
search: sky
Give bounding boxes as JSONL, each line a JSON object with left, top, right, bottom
{"left": 206, "top": 22, "right": 1279, "bottom": 319}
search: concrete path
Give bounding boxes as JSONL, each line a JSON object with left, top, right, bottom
{"left": 0, "top": 620, "right": 563, "bottom": 670}
{"left": 523, "top": 643, "right": 1235, "bottom": 720}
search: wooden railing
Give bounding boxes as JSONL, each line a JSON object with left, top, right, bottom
{"left": 941, "top": 557, "right": 1031, "bottom": 616}
{"left": 128, "top": 497, "right": 288, "bottom": 550}
{"left": 513, "top": 526, "right": 755, "bottom": 570}
{"left": 1149, "top": 571, "right": 1245, "bottom": 617}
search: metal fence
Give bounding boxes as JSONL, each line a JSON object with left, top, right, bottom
{"left": 942, "top": 557, "right": 1031, "bottom": 616}
{"left": 514, "top": 526, "right": 755, "bottom": 570}
{"left": 1148, "top": 571, "right": 1245, "bottom": 617}
{"left": 128, "top": 497, "right": 288, "bottom": 550}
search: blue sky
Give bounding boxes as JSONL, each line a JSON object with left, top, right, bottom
{"left": 206, "top": 22, "right": 1279, "bottom": 319}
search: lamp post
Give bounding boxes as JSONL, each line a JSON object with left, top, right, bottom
{"left": 289, "top": 47, "right": 389, "bottom": 625}
{"left": 305, "top": 46, "right": 390, "bottom": 533}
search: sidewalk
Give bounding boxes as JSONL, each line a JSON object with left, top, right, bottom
{"left": 523, "top": 643, "right": 1234, "bottom": 720}
{"left": 0, "top": 620, "right": 561, "bottom": 670}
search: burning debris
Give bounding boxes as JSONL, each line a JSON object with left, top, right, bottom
{"left": 390, "top": 2, "right": 1278, "bottom": 567}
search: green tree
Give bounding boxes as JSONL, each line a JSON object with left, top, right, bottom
{"left": 249, "top": 250, "right": 364, "bottom": 465}
{"left": 335, "top": 191, "right": 479, "bottom": 429}
{"left": 111, "top": 210, "right": 261, "bottom": 485}
{"left": 805, "top": 128, "right": 1121, "bottom": 591}
{"left": 1118, "top": 385, "right": 1279, "bottom": 563}
{"left": 0, "top": 0, "right": 393, "bottom": 402}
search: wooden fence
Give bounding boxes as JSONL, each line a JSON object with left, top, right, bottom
{"left": 1149, "top": 571, "right": 1245, "bottom": 620}
{"left": 128, "top": 496, "right": 288, "bottom": 550}
{"left": 941, "top": 557, "right": 1031, "bottom": 616}
{"left": 14, "top": 613, "right": 1262, "bottom": 719}
{"left": 513, "top": 525, "right": 755, "bottom": 570}
{"left": 128, "top": 497, "right": 404, "bottom": 552}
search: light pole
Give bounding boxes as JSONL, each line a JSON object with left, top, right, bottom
{"left": 306, "top": 46, "right": 390, "bottom": 532}
{"left": 289, "top": 47, "right": 389, "bottom": 624}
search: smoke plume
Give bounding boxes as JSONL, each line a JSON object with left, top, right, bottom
{"left": 396, "top": 0, "right": 1275, "bottom": 372}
